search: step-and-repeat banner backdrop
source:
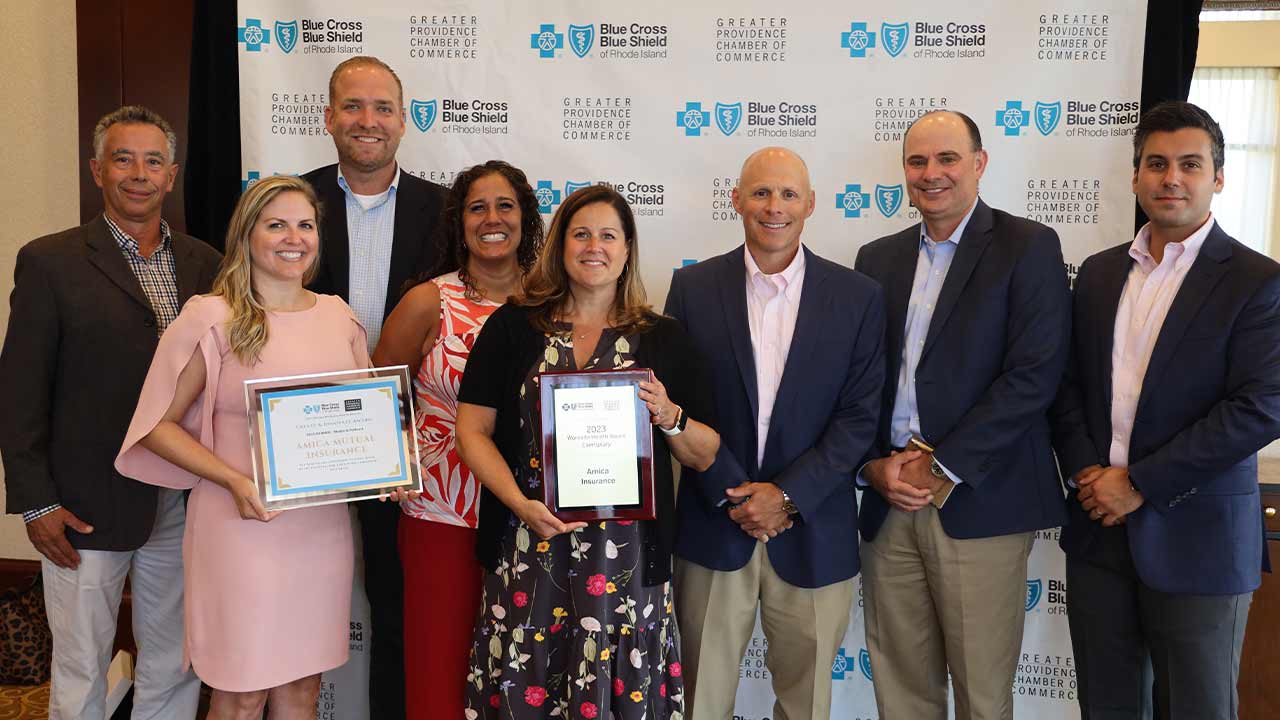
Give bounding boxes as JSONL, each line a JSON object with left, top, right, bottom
{"left": 236, "top": 2, "right": 1146, "bottom": 718}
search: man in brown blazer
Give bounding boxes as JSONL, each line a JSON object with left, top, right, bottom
{"left": 0, "top": 106, "right": 222, "bottom": 719}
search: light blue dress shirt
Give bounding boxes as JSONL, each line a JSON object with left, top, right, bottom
{"left": 338, "top": 167, "right": 400, "bottom": 355}
{"left": 887, "top": 199, "right": 981, "bottom": 484}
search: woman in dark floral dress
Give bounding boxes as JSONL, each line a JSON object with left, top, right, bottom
{"left": 456, "top": 185, "right": 720, "bottom": 719}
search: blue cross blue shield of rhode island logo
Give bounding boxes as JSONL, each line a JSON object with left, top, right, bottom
{"left": 274, "top": 20, "right": 299, "bottom": 54}
{"left": 568, "top": 24, "right": 595, "bottom": 58}
{"left": 1025, "top": 578, "right": 1044, "bottom": 611}
{"left": 1035, "top": 101, "right": 1062, "bottom": 136}
{"left": 715, "top": 102, "right": 743, "bottom": 136}
{"left": 410, "top": 100, "right": 437, "bottom": 133}
{"left": 881, "top": 22, "right": 910, "bottom": 58}
{"left": 859, "top": 649, "right": 873, "bottom": 681}
{"left": 875, "top": 184, "right": 903, "bottom": 217}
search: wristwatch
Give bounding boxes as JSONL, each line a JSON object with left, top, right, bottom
{"left": 780, "top": 488, "right": 799, "bottom": 517}
{"left": 659, "top": 405, "right": 688, "bottom": 436}
{"left": 929, "top": 457, "right": 947, "bottom": 479}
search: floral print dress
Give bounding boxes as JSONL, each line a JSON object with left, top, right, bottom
{"left": 464, "top": 328, "right": 684, "bottom": 720}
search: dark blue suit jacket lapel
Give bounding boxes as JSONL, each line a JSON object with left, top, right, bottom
{"left": 1134, "top": 224, "right": 1233, "bottom": 417}
{"left": 765, "top": 248, "right": 829, "bottom": 457}
{"left": 880, "top": 229, "right": 920, "bottom": 416}
{"left": 922, "top": 200, "right": 993, "bottom": 360}
{"left": 718, "top": 247, "right": 759, "bottom": 468}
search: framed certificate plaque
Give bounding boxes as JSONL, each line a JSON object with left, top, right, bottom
{"left": 245, "top": 366, "right": 422, "bottom": 511}
{"left": 538, "top": 369, "right": 656, "bottom": 522}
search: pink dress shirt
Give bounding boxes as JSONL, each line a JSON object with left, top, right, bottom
{"left": 1109, "top": 215, "right": 1216, "bottom": 468}
{"left": 744, "top": 245, "right": 806, "bottom": 467}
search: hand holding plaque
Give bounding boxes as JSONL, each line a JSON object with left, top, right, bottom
{"left": 539, "top": 369, "right": 656, "bottom": 522}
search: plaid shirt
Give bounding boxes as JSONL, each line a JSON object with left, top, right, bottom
{"left": 104, "top": 214, "right": 180, "bottom": 334}
{"left": 23, "top": 215, "right": 180, "bottom": 523}
{"left": 338, "top": 167, "right": 399, "bottom": 355}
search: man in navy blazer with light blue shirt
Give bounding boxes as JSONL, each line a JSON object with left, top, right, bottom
{"left": 665, "top": 147, "right": 885, "bottom": 720}
{"left": 1051, "top": 101, "right": 1280, "bottom": 719}
{"left": 854, "top": 110, "right": 1071, "bottom": 720}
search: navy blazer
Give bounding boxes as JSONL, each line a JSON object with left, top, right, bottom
{"left": 665, "top": 245, "right": 885, "bottom": 589}
{"left": 854, "top": 199, "right": 1071, "bottom": 542}
{"left": 302, "top": 164, "right": 448, "bottom": 321}
{"left": 1051, "top": 222, "right": 1280, "bottom": 595}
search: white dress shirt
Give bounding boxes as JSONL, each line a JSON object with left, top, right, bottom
{"left": 1108, "top": 215, "right": 1215, "bottom": 468}
{"left": 744, "top": 245, "right": 806, "bottom": 468}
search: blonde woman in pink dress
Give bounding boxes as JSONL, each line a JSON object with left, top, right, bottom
{"left": 116, "top": 175, "right": 367, "bottom": 719}
{"left": 372, "top": 161, "right": 544, "bottom": 720}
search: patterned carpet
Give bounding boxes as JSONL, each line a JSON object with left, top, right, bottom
{"left": 0, "top": 684, "right": 48, "bottom": 720}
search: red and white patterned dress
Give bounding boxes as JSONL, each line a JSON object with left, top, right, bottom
{"left": 402, "top": 271, "right": 500, "bottom": 527}
{"left": 399, "top": 271, "right": 501, "bottom": 720}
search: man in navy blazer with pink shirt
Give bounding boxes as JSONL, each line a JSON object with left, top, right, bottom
{"left": 665, "top": 147, "right": 885, "bottom": 720}
{"left": 1052, "top": 101, "right": 1280, "bottom": 719}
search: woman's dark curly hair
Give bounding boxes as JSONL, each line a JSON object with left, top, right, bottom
{"left": 407, "top": 160, "right": 544, "bottom": 301}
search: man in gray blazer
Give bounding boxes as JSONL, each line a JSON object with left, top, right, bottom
{"left": 0, "top": 106, "right": 222, "bottom": 719}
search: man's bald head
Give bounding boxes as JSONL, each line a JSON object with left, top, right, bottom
{"left": 903, "top": 110, "right": 983, "bottom": 158}
{"left": 732, "top": 146, "right": 816, "bottom": 273}
{"left": 738, "top": 146, "right": 812, "bottom": 193}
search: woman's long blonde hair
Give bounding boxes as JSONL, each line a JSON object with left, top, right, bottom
{"left": 210, "top": 175, "right": 323, "bottom": 365}
{"left": 520, "top": 184, "right": 655, "bottom": 335}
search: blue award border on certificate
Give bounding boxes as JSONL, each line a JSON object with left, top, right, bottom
{"left": 260, "top": 379, "right": 409, "bottom": 496}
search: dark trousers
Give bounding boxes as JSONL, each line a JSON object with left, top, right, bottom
{"left": 358, "top": 499, "right": 404, "bottom": 719}
{"left": 1066, "top": 529, "right": 1252, "bottom": 720}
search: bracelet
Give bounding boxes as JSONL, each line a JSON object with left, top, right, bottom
{"left": 660, "top": 405, "right": 686, "bottom": 436}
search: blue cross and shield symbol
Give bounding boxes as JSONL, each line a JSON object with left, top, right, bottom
{"left": 675, "top": 102, "right": 711, "bottom": 136}
{"left": 996, "top": 100, "right": 1032, "bottom": 136}
{"left": 831, "top": 648, "right": 851, "bottom": 680}
{"left": 1035, "top": 101, "right": 1062, "bottom": 136}
{"left": 410, "top": 100, "right": 437, "bottom": 133}
{"left": 841, "top": 22, "right": 876, "bottom": 58}
{"left": 237, "top": 19, "right": 271, "bottom": 52}
{"left": 530, "top": 24, "right": 565, "bottom": 58}
{"left": 274, "top": 20, "right": 299, "bottom": 54}
{"left": 535, "top": 181, "right": 562, "bottom": 214}
{"left": 715, "top": 102, "right": 743, "bottom": 136}
{"left": 1026, "top": 578, "right": 1044, "bottom": 611}
{"left": 568, "top": 24, "right": 595, "bottom": 58}
{"left": 881, "top": 22, "right": 910, "bottom": 58}
{"left": 565, "top": 181, "right": 593, "bottom": 197}
{"left": 859, "top": 649, "right": 874, "bottom": 681}
{"left": 875, "top": 184, "right": 904, "bottom": 218}
{"left": 836, "top": 184, "right": 872, "bottom": 218}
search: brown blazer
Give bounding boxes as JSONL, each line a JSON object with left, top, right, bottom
{"left": 0, "top": 215, "right": 222, "bottom": 550}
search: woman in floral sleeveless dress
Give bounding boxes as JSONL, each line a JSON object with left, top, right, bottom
{"left": 456, "top": 185, "right": 720, "bottom": 719}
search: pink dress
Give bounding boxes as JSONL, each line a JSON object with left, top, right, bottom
{"left": 116, "top": 294, "right": 367, "bottom": 692}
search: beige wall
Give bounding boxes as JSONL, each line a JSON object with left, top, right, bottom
{"left": 1198, "top": 21, "right": 1280, "bottom": 461}
{"left": 1197, "top": 20, "right": 1280, "bottom": 67}
{"left": 0, "top": 1, "right": 80, "bottom": 560}
{"left": 1197, "top": 20, "right": 1280, "bottom": 262}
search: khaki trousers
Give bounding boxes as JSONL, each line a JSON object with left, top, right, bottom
{"left": 675, "top": 543, "right": 854, "bottom": 720}
{"left": 42, "top": 489, "right": 199, "bottom": 720}
{"left": 861, "top": 505, "right": 1034, "bottom": 720}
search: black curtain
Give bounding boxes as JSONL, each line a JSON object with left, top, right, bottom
{"left": 185, "top": 1, "right": 1205, "bottom": 244}
{"left": 184, "top": 0, "right": 241, "bottom": 252}
{"left": 1138, "top": 0, "right": 1205, "bottom": 231}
